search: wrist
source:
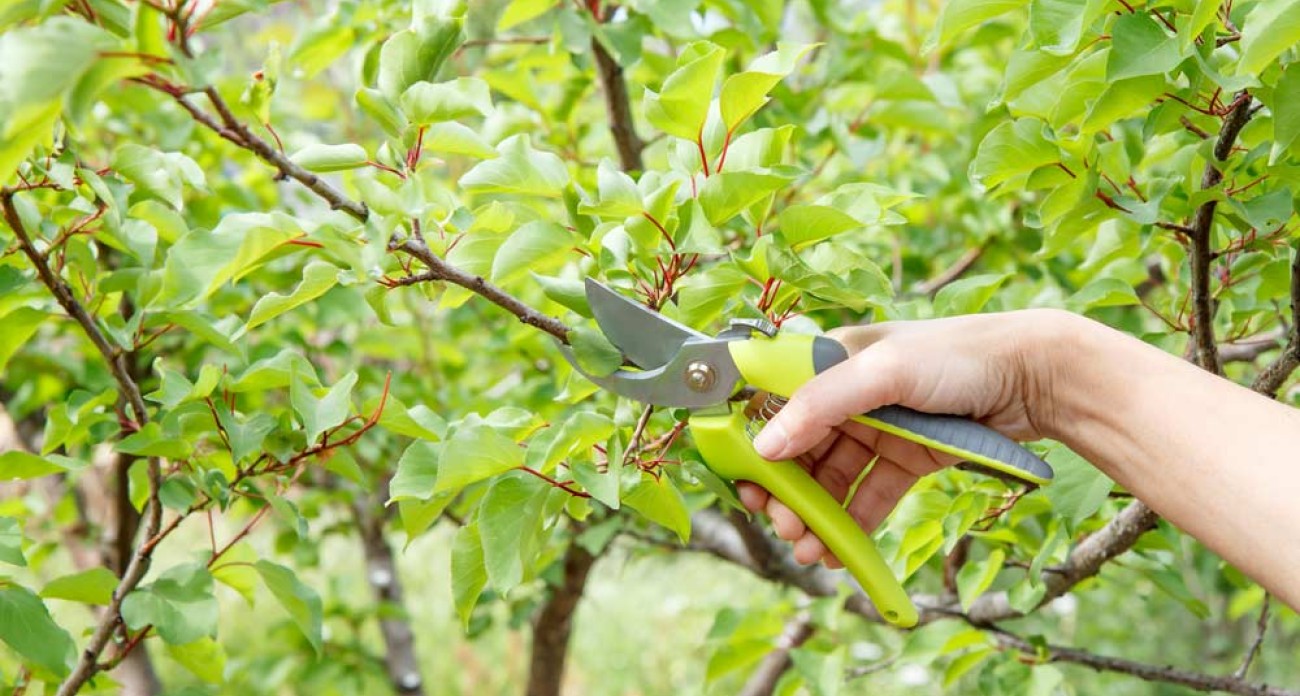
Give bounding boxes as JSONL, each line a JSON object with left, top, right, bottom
{"left": 1008, "top": 309, "right": 1104, "bottom": 443}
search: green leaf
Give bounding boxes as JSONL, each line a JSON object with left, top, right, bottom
{"left": 424, "top": 122, "right": 497, "bottom": 159}
{"left": 288, "top": 143, "right": 368, "bottom": 172}
{"left": 534, "top": 411, "right": 615, "bottom": 473}
{"left": 491, "top": 221, "right": 574, "bottom": 283}
{"left": 1271, "top": 64, "right": 1300, "bottom": 161}
{"left": 0, "top": 18, "right": 115, "bottom": 184}
{"left": 719, "top": 43, "right": 817, "bottom": 132}
{"left": 0, "top": 450, "right": 81, "bottom": 481}
{"left": 643, "top": 42, "right": 725, "bottom": 140}
{"left": 390, "top": 441, "right": 442, "bottom": 501}
{"left": 943, "top": 647, "right": 994, "bottom": 687}
{"left": 1238, "top": 0, "right": 1300, "bottom": 75}
{"left": 1107, "top": 13, "right": 1183, "bottom": 81}
{"left": 166, "top": 637, "right": 226, "bottom": 684}
{"left": 451, "top": 522, "right": 487, "bottom": 630}
{"left": 211, "top": 544, "right": 258, "bottom": 606}
{"left": 698, "top": 172, "right": 789, "bottom": 226}
{"left": 623, "top": 472, "right": 691, "bottom": 542}
{"left": 1080, "top": 74, "right": 1165, "bottom": 133}
{"left": 776, "top": 204, "right": 862, "bottom": 249}
{"left": 970, "top": 119, "right": 1061, "bottom": 191}
{"left": 400, "top": 77, "right": 493, "bottom": 124}
{"left": 112, "top": 144, "right": 206, "bottom": 209}
{"left": 1043, "top": 446, "right": 1113, "bottom": 526}
{"left": 532, "top": 274, "right": 592, "bottom": 316}
{"left": 377, "top": 14, "right": 465, "bottom": 100}
{"left": 254, "top": 560, "right": 323, "bottom": 655}
{"left": 1029, "top": 0, "right": 1105, "bottom": 54}
{"left": 355, "top": 87, "right": 408, "bottom": 137}
{"left": 1184, "top": 0, "right": 1223, "bottom": 51}
{"left": 241, "top": 261, "right": 341, "bottom": 334}
{"left": 577, "top": 159, "right": 643, "bottom": 218}
{"left": 566, "top": 325, "right": 624, "bottom": 377}
{"left": 0, "top": 584, "right": 75, "bottom": 677}
{"left": 1067, "top": 277, "right": 1139, "bottom": 311}
{"left": 290, "top": 368, "right": 358, "bottom": 443}
{"left": 478, "top": 472, "right": 548, "bottom": 592}
{"left": 499, "top": 0, "right": 554, "bottom": 30}
{"left": 0, "top": 307, "right": 45, "bottom": 377}
{"left": 434, "top": 423, "right": 524, "bottom": 494}
{"left": 571, "top": 459, "right": 620, "bottom": 509}
{"left": 153, "top": 212, "right": 301, "bottom": 309}
{"left": 121, "top": 563, "right": 219, "bottom": 645}
{"left": 41, "top": 567, "right": 118, "bottom": 605}
{"left": 957, "top": 549, "right": 1005, "bottom": 611}
{"left": 460, "top": 134, "right": 569, "bottom": 197}
{"left": 925, "top": 0, "right": 1028, "bottom": 52}
{"left": 933, "top": 273, "right": 1009, "bottom": 315}
{"left": 0, "top": 518, "right": 24, "bottom": 566}
{"left": 116, "top": 422, "right": 193, "bottom": 460}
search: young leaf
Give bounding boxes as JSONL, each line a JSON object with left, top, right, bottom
{"left": 254, "top": 560, "right": 324, "bottom": 655}
{"left": 498, "top": 0, "right": 554, "bottom": 30}
{"left": 933, "top": 274, "right": 1010, "bottom": 315}
{"left": 41, "top": 567, "right": 118, "bottom": 606}
{"left": 288, "top": 143, "right": 369, "bottom": 172}
{"left": 113, "top": 144, "right": 206, "bottom": 209}
{"left": 423, "top": 122, "right": 497, "bottom": 159}
{"left": 377, "top": 14, "right": 465, "bottom": 100}
{"left": 390, "top": 441, "right": 442, "bottom": 501}
{"left": 290, "top": 368, "right": 358, "bottom": 443}
{"left": 623, "top": 472, "right": 691, "bottom": 542}
{"left": 957, "top": 549, "right": 1006, "bottom": 611}
{"left": 434, "top": 423, "right": 525, "bottom": 494}
{"left": 121, "top": 563, "right": 219, "bottom": 645}
{"left": 0, "top": 584, "right": 75, "bottom": 677}
{"left": 116, "top": 422, "right": 194, "bottom": 460}
{"left": 970, "top": 119, "right": 1061, "bottom": 191}
{"left": 566, "top": 325, "right": 624, "bottom": 377}
{"left": 0, "top": 450, "right": 84, "bottom": 481}
{"left": 643, "top": 42, "right": 726, "bottom": 140}
{"left": 1237, "top": 0, "right": 1300, "bottom": 76}
{"left": 776, "top": 204, "right": 862, "bottom": 249}
{"left": 241, "top": 261, "right": 342, "bottom": 335}
{"left": 0, "top": 517, "right": 24, "bottom": 566}
{"left": 536, "top": 411, "right": 615, "bottom": 473}
{"left": 478, "top": 472, "right": 549, "bottom": 592}
{"left": 451, "top": 522, "right": 487, "bottom": 630}
{"left": 460, "top": 134, "right": 569, "bottom": 197}
{"left": 925, "top": 0, "right": 1027, "bottom": 52}
{"left": 719, "top": 43, "right": 818, "bottom": 132}
{"left": 1043, "top": 446, "right": 1113, "bottom": 527}
{"left": 400, "top": 77, "right": 493, "bottom": 124}
{"left": 491, "top": 220, "right": 574, "bottom": 283}
{"left": 0, "top": 307, "right": 45, "bottom": 377}
{"left": 698, "top": 171, "right": 789, "bottom": 226}
{"left": 1106, "top": 13, "right": 1183, "bottom": 81}
{"left": 167, "top": 637, "right": 227, "bottom": 684}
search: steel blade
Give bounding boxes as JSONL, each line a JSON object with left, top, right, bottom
{"left": 585, "top": 278, "right": 706, "bottom": 369}
{"left": 556, "top": 338, "right": 738, "bottom": 409}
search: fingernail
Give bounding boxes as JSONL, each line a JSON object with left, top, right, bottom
{"left": 752, "top": 420, "right": 789, "bottom": 460}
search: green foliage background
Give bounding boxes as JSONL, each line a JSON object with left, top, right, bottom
{"left": 0, "top": 0, "right": 1298, "bottom": 694}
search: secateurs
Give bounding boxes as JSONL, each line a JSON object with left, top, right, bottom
{"left": 558, "top": 279, "right": 1054, "bottom": 627}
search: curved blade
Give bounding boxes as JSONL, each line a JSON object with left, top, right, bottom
{"left": 585, "top": 278, "right": 706, "bottom": 369}
{"left": 556, "top": 338, "right": 739, "bottom": 409}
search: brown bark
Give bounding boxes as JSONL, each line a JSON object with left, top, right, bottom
{"left": 737, "top": 614, "right": 813, "bottom": 696}
{"left": 525, "top": 544, "right": 597, "bottom": 696}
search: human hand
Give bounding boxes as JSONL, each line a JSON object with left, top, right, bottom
{"left": 738, "top": 309, "right": 1070, "bottom": 568}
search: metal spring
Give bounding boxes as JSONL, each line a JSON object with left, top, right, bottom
{"left": 745, "top": 394, "right": 789, "bottom": 439}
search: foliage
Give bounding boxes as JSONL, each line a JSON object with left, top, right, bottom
{"left": 0, "top": 0, "right": 1298, "bottom": 694}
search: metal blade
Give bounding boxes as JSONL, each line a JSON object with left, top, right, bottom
{"left": 556, "top": 338, "right": 739, "bottom": 409}
{"left": 585, "top": 278, "right": 706, "bottom": 369}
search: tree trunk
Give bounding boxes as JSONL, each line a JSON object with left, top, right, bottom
{"left": 353, "top": 483, "right": 426, "bottom": 695}
{"left": 525, "top": 544, "right": 597, "bottom": 696}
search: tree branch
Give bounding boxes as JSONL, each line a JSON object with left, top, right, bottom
{"left": 1235, "top": 596, "right": 1271, "bottom": 680}
{"left": 526, "top": 543, "right": 597, "bottom": 696}
{"left": 1187, "top": 92, "right": 1254, "bottom": 375}
{"left": 350, "top": 477, "right": 426, "bottom": 695}
{"left": 1251, "top": 241, "right": 1300, "bottom": 397}
{"left": 0, "top": 192, "right": 164, "bottom": 696}
{"left": 916, "top": 246, "right": 984, "bottom": 297}
{"left": 738, "top": 613, "right": 814, "bottom": 696}
{"left": 591, "top": 40, "right": 644, "bottom": 172}
{"left": 992, "top": 630, "right": 1298, "bottom": 696}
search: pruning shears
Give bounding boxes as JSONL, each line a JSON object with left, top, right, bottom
{"left": 558, "top": 279, "right": 1054, "bottom": 627}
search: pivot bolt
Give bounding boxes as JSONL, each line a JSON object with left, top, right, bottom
{"left": 685, "top": 361, "right": 716, "bottom": 392}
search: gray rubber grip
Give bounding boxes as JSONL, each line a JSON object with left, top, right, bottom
{"left": 865, "top": 405, "right": 1054, "bottom": 483}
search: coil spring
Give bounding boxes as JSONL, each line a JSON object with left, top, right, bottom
{"left": 745, "top": 393, "right": 789, "bottom": 439}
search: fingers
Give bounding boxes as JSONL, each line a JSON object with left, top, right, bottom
{"left": 752, "top": 340, "right": 910, "bottom": 462}
{"left": 737, "top": 482, "right": 768, "bottom": 513}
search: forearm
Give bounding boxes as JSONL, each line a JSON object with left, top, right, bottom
{"left": 1044, "top": 315, "right": 1300, "bottom": 608}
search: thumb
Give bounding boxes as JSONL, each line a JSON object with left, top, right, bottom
{"left": 751, "top": 342, "right": 908, "bottom": 461}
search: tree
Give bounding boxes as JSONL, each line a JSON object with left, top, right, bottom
{"left": 0, "top": 0, "right": 1298, "bottom": 694}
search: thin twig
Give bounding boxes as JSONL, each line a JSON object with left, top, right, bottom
{"left": 1235, "top": 596, "right": 1271, "bottom": 679}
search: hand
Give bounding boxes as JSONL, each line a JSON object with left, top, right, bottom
{"left": 738, "top": 309, "right": 1069, "bottom": 568}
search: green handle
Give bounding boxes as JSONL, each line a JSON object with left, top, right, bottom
{"left": 728, "top": 334, "right": 1053, "bottom": 485}
{"left": 691, "top": 410, "right": 919, "bottom": 627}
